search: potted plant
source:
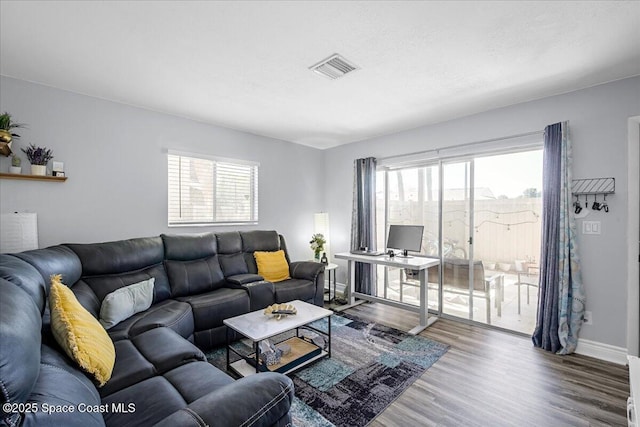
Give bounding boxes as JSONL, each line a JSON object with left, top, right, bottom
{"left": 310, "top": 233, "right": 326, "bottom": 262}
{"left": 9, "top": 154, "right": 21, "bottom": 174}
{"left": 0, "top": 112, "right": 26, "bottom": 157}
{"left": 21, "top": 144, "right": 54, "bottom": 176}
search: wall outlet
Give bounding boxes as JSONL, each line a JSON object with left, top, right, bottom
{"left": 584, "top": 311, "right": 593, "bottom": 325}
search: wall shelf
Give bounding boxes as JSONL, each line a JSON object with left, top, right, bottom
{"left": 0, "top": 173, "right": 67, "bottom": 182}
{"left": 571, "top": 177, "right": 614, "bottom": 195}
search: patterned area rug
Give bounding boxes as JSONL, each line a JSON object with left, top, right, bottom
{"left": 206, "top": 312, "right": 448, "bottom": 427}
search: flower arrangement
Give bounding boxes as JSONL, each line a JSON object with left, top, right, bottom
{"left": 309, "top": 233, "right": 326, "bottom": 260}
{"left": 21, "top": 144, "right": 54, "bottom": 166}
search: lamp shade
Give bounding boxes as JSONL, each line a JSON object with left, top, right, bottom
{"left": 1, "top": 213, "right": 38, "bottom": 253}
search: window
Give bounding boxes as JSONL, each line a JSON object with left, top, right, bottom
{"left": 168, "top": 151, "right": 259, "bottom": 226}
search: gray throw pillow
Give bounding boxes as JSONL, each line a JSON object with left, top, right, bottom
{"left": 99, "top": 278, "right": 155, "bottom": 329}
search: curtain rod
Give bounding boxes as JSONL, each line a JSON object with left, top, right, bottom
{"left": 378, "top": 129, "right": 544, "bottom": 162}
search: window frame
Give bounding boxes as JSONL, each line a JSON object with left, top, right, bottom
{"left": 167, "top": 150, "right": 259, "bottom": 227}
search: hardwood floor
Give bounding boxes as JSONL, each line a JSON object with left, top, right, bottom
{"left": 344, "top": 302, "right": 629, "bottom": 427}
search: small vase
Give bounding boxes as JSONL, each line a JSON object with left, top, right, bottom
{"left": 0, "top": 130, "right": 12, "bottom": 157}
{"left": 31, "top": 164, "right": 46, "bottom": 176}
{"left": 314, "top": 253, "right": 321, "bottom": 263}
{"left": 9, "top": 166, "right": 21, "bottom": 174}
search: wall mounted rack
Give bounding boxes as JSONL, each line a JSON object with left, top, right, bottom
{"left": 571, "top": 177, "right": 615, "bottom": 195}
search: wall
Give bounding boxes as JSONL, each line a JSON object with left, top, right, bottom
{"left": 0, "top": 76, "right": 325, "bottom": 259}
{"left": 324, "top": 76, "right": 640, "bottom": 349}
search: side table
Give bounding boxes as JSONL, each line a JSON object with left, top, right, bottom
{"left": 323, "top": 263, "right": 338, "bottom": 303}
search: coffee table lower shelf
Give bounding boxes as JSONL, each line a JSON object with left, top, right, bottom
{"left": 229, "top": 349, "right": 328, "bottom": 377}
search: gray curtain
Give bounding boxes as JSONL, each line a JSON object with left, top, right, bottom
{"left": 532, "top": 122, "right": 586, "bottom": 354}
{"left": 350, "top": 157, "right": 377, "bottom": 295}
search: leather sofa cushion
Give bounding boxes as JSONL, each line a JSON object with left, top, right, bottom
{"left": 219, "top": 252, "right": 249, "bottom": 276}
{"left": 0, "top": 279, "right": 42, "bottom": 413}
{"left": 23, "top": 345, "right": 105, "bottom": 427}
{"left": 165, "top": 256, "right": 226, "bottom": 297}
{"left": 131, "top": 327, "right": 205, "bottom": 372}
{"left": 241, "top": 230, "right": 281, "bottom": 252}
{"left": 241, "top": 231, "right": 281, "bottom": 274}
{"left": 162, "top": 233, "right": 217, "bottom": 261}
{"left": 216, "top": 231, "right": 243, "bottom": 254}
{"left": 100, "top": 340, "right": 155, "bottom": 398}
{"left": 82, "top": 264, "right": 171, "bottom": 306}
{"left": 102, "top": 376, "right": 187, "bottom": 427}
{"left": 15, "top": 245, "right": 83, "bottom": 290}
{"left": 104, "top": 362, "right": 235, "bottom": 426}
{"left": 274, "top": 278, "right": 317, "bottom": 304}
{"left": 178, "top": 288, "right": 249, "bottom": 331}
{"left": 216, "top": 232, "right": 249, "bottom": 276}
{"left": 0, "top": 255, "right": 47, "bottom": 313}
{"left": 108, "top": 299, "right": 194, "bottom": 341}
{"left": 67, "top": 237, "right": 164, "bottom": 277}
{"left": 162, "top": 361, "right": 234, "bottom": 402}
{"left": 155, "top": 372, "right": 294, "bottom": 427}
{"left": 101, "top": 327, "right": 204, "bottom": 398}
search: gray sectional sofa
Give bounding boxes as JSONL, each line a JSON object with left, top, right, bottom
{"left": 0, "top": 230, "right": 325, "bottom": 426}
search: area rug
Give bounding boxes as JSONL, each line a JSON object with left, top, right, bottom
{"left": 206, "top": 312, "right": 449, "bottom": 427}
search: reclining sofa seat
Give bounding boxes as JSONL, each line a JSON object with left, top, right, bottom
{"left": 0, "top": 229, "right": 322, "bottom": 427}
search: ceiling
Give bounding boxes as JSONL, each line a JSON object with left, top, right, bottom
{"left": 1, "top": 1, "right": 639, "bottom": 150}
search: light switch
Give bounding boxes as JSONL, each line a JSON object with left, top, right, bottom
{"left": 582, "top": 221, "right": 601, "bottom": 235}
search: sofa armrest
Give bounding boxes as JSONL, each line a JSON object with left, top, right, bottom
{"left": 227, "top": 279, "right": 275, "bottom": 311}
{"left": 154, "top": 372, "right": 293, "bottom": 427}
{"left": 289, "top": 261, "right": 324, "bottom": 281}
{"left": 290, "top": 262, "right": 325, "bottom": 306}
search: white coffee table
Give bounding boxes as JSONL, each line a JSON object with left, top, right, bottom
{"left": 223, "top": 300, "right": 332, "bottom": 377}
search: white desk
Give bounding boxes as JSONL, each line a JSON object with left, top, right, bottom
{"left": 335, "top": 252, "right": 440, "bottom": 335}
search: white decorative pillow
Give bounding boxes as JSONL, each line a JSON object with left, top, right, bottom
{"left": 99, "top": 278, "right": 155, "bottom": 329}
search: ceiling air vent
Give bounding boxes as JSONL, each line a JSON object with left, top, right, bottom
{"left": 309, "top": 54, "right": 358, "bottom": 80}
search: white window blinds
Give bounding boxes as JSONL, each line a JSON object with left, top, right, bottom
{"left": 168, "top": 151, "right": 259, "bottom": 226}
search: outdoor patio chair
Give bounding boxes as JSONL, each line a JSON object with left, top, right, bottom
{"left": 514, "top": 261, "right": 540, "bottom": 315}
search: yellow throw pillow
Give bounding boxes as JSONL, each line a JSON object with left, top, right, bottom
{"left": 254, "top": 250, "right": 291, "bottom": 282}
{"left": 49, "top": 274, "right": 115, "bottom": 387}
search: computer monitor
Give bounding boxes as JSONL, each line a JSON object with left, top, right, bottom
{"left": 386, "top": 224, "right": 424, "bottom": 258}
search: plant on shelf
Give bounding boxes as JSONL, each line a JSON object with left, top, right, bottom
{"left": 21, "top": 144, "right": 54, "bottom": 176}
{"left": 9, "top": 154, "right": 22, "bottom": 174}
{"left": 310, "top": 233, "right": 326, "bottom": 262}
{"left": 0, "top": 112, "right": 26, "bottom": 157}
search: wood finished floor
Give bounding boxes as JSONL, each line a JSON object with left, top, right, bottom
{"left": 343, "top": 302, "right": 629, "bottom": 427}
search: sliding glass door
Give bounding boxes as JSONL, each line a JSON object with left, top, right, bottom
{"left": 376, "top": 165, "right": 440, "bottom": 311}
{"left": 377, "top": 148, "right": 543, "bottom": 333}
{"left": 441, "top": 160, "right": 475, "bottom": 321}
{"left": 472, "top": 151, "right": 543, "bottom": 332}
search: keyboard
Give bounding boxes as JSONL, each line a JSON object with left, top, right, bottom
{"left": 350, "top": 250, "right": 385, "bottom": 256}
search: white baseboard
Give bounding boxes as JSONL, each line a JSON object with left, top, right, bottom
{"left": 575, "top": 338, "right": 628, "bottom": 365}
